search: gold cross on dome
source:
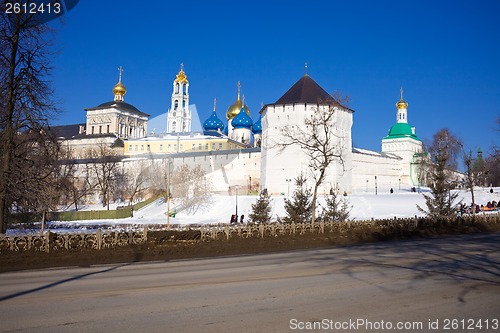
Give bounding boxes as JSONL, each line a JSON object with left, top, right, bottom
{"left": 118, "top": 66, "right": 124, "bottom": 82}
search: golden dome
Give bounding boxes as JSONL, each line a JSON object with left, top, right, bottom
{"left": 113, "top": 81, "right": 126, "bottom": 96}
{"left": 175, "top": 70, "right": 188, "bottom": 84}
{"left": 226, "top": 81, "right": 250, "bottom": 119}
{"left": 174, "top": 64, "right": 189, "bottom": 84}
{"left": 226, "top": 99, "right": 250, "bottom": 120}
{"left": 396, "top": 99, "right": 408, "bottom": 109}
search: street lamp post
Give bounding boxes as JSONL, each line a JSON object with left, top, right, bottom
{"left": 167, "top": 157, "right": 173, "bottom": 228}
{"left": 285, "top": 179, "right": 292, "bottom": 197}
{"left": 234, "top": 185, "right": 239, "bottom": 220}
{"left": 375, "top": 175, "right": 378, "bottom": 195}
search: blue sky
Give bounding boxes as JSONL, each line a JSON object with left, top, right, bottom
{"left": 49, "top": 0, "right": 499, "bottom": 157}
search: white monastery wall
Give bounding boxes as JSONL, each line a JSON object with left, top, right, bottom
{"left": 351, "top": 149, "right": 404, "bottom": 193}
{"left": 261, "top": 103, "right": 353, "bottom": 195}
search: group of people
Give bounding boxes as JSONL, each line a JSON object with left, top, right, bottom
{"left": 230, "top": 214, "right": 245, "bottom": 224}
{"left": 482, "top": 200, "right": 499, "bottom": 211}
{"left": 458, "top": 200, "right": 499, "bottom": 215}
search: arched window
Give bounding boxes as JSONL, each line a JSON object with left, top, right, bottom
{"left": 175, "top": 83, "right": 179, "bottom": 94}
{"left": 174, "top": 100, "right": 178, "bottom": 110}
{"left": 172, "top": 121, "right": 176, "bottom": 132}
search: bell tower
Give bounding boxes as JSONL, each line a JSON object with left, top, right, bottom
{"left": 396, "top": 87, "right": 408, "bottom": 123}
{"left": 167, "top": 64, "right": 191, "bottom": 133}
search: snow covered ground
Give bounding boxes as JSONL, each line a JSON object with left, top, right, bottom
{"left": 11, "top": 187, "right": 497, "bottom": 235}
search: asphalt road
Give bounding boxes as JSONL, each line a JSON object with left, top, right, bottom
{"left": 1, "top": 233, "right": 499, "bottom": 333}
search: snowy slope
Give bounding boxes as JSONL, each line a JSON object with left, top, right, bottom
{"left": 56, "top": 187, "right": 499, "bottom": 228}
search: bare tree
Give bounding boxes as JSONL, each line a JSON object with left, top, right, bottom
{"left": 277, "top": 93, "right": 350, "bottom": 224}
{"left": 9, "top": 127, "right": 63, "bottom": 231}
{"left": 148, "top": 158, "right": 173, "bottom": 199}
{"left": 414, "top": 152, "right": 430, "bottom": 192}
{"left": 0, "top": 5, "right": 58, "bottom": 233}
{"left": 483, "top": 117, "right": 500, "bottom": 187}
{"left": 85, "top": 141, "right": 122, "bottom": 210}
{"left": 460, "top": 144, "right": 489, "bottom": 214}
{"left": 172, "top": 164, "right": 213, "bottom": 215}
{"left": 484, "top": 154, "right": 500, "bottom": 187}
{"left": 122, "top": 160, "right": 153, "bottom": 205}
{"left": 66, "top": 173, "right": 93, "bottom": 211}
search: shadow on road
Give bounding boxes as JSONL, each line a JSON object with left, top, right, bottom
{"left": 0, "top": 262, "right": 130, "bottom": 302}
{"left": 307, "top": 233, "right": 500, "bottom": 303}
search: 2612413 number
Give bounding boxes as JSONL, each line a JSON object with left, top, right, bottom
{"left": 443, "top": 318, "right": 498, "bottom": 330}
{"left": 5, "top": 2, "right": 61, "bottom": 15}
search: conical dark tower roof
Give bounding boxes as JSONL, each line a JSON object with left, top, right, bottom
{"left": 275, "top": 75, "right": 332, "bottom": 104}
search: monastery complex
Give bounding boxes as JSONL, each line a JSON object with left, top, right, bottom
{"left": 54, "top": 66, "right": 425, "bottom": 195}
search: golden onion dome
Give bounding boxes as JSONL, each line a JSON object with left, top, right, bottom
{"left": 226, "top": 99, "right": 250, "bottom": 120}
{"left": 113, "top": 81, "right": 126, "bottom": 96}
{"left": 226, "top": 81, "right": 250, "bottom": 119}
{"left": 396, "top": 98, "right": 408, "bottom": 109}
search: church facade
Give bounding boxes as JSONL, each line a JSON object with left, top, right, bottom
{"left": 53, "top": 67, "right": 149, "bottom": 159}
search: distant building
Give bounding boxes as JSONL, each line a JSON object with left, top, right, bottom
{"left": 52, "top": 67, "right": 148, "bottom": 158}
{"left": 124, "top": 131, "right": 247, "bottom": 156}
{"left": 381, "top": 88, "right": 423, "bottom": 186}
{"left": 260, "top": 74, "right": 354, "bottom": 194}
{"left": 84, "top": 67, "right": 149, "bottom": 139}
{"left": 167, "top": 64, "right": 192, "bottom": 133}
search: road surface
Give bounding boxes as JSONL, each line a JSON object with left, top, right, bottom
{"left": 1, "top": 233, "right": 499, "bottom": 332}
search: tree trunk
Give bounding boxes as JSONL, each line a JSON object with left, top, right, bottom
{"left": 471, "top": 189, "right": 476, "bottom": 217}
{"left": 0, "top": 200, "right": 7, "bottom": 234}
{"left": 0, "top": 22, "right": 20, "bottom": 234}
{"left": 311, "top": 168, "right": 326, "bottom": 224}
{"left": 312, "top": 183, "right": 319, "bottom": 224}
{"left": 41, "top": 211, "right": 46, "bottom": 234}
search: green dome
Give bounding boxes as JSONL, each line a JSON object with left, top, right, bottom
{"left": 384, "top": 123, "right": 420, "bottom": 141}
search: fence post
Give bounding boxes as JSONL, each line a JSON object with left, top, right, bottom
{"left": 143, "top": 228, "right": 148, "bottom": 243}
{"left": 45, "top": 230, "right": 50, "bottom": 253}
{"left": 97, "top": 229, "right": 102, "bottom": 250}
